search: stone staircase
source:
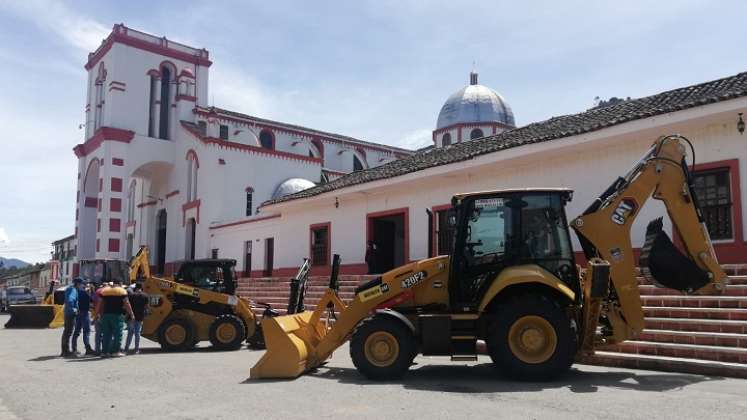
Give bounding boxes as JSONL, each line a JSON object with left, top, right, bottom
{"left": 236, "top": 268, "right": 747, "bottom": 378}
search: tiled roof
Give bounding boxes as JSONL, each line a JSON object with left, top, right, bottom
{"left": 196, "top": 106, "right": 414, "bottom": 155}
{"left": 264, "top": 71, "right": 747, "bottom": 207}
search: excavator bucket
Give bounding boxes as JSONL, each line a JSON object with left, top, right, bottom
{"left": 249, "top": 310, "right": 328, "bottom": 379}
{"left": 639, "top": 218, "right": 710, "bottom": 293}
{"left": 4, "top": 304, "right": 64, "bottom": 329}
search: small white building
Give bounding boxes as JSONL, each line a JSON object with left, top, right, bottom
{"left": 210, "top": 71, "right": 747, "bottom": 276}
{"left": 71, "top": 24, "right": 411, "bottom": 276}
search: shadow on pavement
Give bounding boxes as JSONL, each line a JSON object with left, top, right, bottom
{"left": 244, "top": 363, "right": 722, "bottom": 393}
{"left": 27, "top": 355, "right": 59, "bottom": 362}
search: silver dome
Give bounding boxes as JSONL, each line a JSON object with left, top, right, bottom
{"left": 436, "top": 72, "right": 515, "bottom": 130}
{"left": 272, "top": 178, "right": 316, "bottom": 199}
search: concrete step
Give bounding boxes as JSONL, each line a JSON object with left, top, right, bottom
{"left": 636, "top": 275, "right": 747, "bottom": 286}
{"left": 638, "top": 329, "right": 747, "bottom": 348}
{"left": 638, "top": 284, "right": 747, "bottom": 296}
{"left": 583, "top": 351, "right": 747, "bottom": 379}
{"left": 645, "top": 317, "right": 747, "bottom": 334}
{"left": 643, "top": 306, "right": 747, "bottom": 321}
{"left": 601, "top": 340, "right": 747, "bottom": 364}
{"left": 641, "top": 295, "right": 747, "bottom": 309}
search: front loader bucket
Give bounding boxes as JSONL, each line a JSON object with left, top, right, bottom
{"left": 639, "top": 218, "right": 710, "bottom": 293}
{"left": 250, "top": 311, "right": 328, "bottom": 379}
{"left": 4, "top": 304, "right": 63, "bottom": 329}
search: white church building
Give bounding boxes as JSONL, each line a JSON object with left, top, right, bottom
{"left": 72, "top": 24, "right": 411, "bottom": 276}
{"left": 71, "top": 24, "right": 747, "bottom": 278}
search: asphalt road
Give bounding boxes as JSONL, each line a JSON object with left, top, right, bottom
{"left": 0, "top": 313, "right": 745, "bottom": 420}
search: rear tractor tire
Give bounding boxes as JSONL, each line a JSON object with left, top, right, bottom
{"left": 486, "top": 294, "right": 576, "bottom": 381}
{"left": 209, "top": 314, "right": 246, "bottom": 351}
{"left": 158, "top": 318, "right": 196, "bottom": 352}
{"left": 350, "top": 315, "right": 417, "bottom": 380}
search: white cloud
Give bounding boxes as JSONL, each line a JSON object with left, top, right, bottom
{"left": 0, "top": 227, "right": 9, "bottom": 244}
{"left": 0, "top": 0, "right": 109, "bottom": 52}
{"left": 395, "top": 128, "right": 433, "bottom": 149}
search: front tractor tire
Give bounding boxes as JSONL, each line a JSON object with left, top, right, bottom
{"left": 486, "top": 294, "right": 576, "bottom": 381}
{"left": 158, "top": 318, "right": 196, "bottom": 352}
{"left": 350, "top": 315, "right": 417, "bottom": 380}
{"left": 209, "top": 314, "right": 247, "bottom": 351}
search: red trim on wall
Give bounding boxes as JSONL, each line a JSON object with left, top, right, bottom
{"left": 73, "top": 127, "right": 135, "bottom": 158}
{"left": 366, "top": 207, "right": 410, "bottom": 264}
{"left": 108, "top": 86, "right": 126, "bottom": 93}
{"left": 109, "top": 218, "right": 121, "bottom": 232}
{"left": 431, "top": 203, "right": 453, "bottom": 257}
{"left": 110, "top": 198, "right": 122, "bottom": 212}
{"left": 85, "top": 24, "right": 212, "bottom": 71}
{"left": 683, "top": 159, "right": 746, "bottom": 264}
{"left": 311, "top": 138, "right": 325, "bottom": 165}
{"left": 176, "top": 94, "right": 197, "bottom": 102}
{"left": 182, "top": 199, "right": 201, "bottom": 226}
{"left": 126, "top": 220, "right": 136, "bottom": 229}
{"left": 185, "top": 149, "right": 200, "bottom": 167}
{"left": 166, "top": 190, "right": 180, "bottom": 199}
{"left": 112, "top": 158, "right": 124, "bottom": 166}
{"left": 111, "top": 177, "right": 123, "bottom": 192}
{"left": 137, "top": 200, "right": 157, "bottom": 208}
{"left": 209, "top": 213, "right": 281, "bottom": 230}
{"left": 181, "top": 122, "right": 322, "bottom": 164}
{"left": 98, "top": 178, "right": 103, "bottom": 192}
{"left": 309, "top": 222, "right": 332, "bottom": 267}
{"left": 245, "top": 186, "right": 255, "bottom": 193}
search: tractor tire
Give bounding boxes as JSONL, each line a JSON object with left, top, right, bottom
{"left": 208, "top": 314, "right": 246, "bottom": 351}
{"left": 158, "top": 317, "right": 195, "bottom": 352}
{"left": 486, "top": 294, "right": 576, "bottom": 381}
{"left": 350, "top": 315, "right": 417, "bottom": 380}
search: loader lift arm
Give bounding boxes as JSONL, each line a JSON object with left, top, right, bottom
{"left": 571, "top": 134, "right": 728, "bottom": 343}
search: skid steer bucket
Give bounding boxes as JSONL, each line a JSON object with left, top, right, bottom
{"left": 249, "top": 311, "right": 328, "bottom": 379}
{"left": 639, "top": 218, "right": 710, "bottom": 293}
{"left": 4, "top": 304, "right": 63, "bottom": 329}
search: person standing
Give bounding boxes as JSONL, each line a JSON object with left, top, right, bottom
{"left": 60, "top": 278, "right": 82, "bottom": 358}
{"left": 365, "top": 240, "right": 377, "bottom": 274}
{"left": 91, "top": 283, "right": 105, "bottom": 355}
{"left": 72, "top": 283, "right": 94, "bottom": 356}
{"left": 124, "top": 284, "right": 148, "bottom": 354}
{"left": 96, "top": 281, "right": 134, "bottom": 357}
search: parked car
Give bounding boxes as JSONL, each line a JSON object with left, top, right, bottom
{"left": 0, "top": 289, "right": 6, "bottom": 312}
{"left": 2, "top": 286, "right": 36, "bottom": 311}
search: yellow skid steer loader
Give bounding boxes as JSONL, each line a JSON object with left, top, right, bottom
{"left": 251, "top": 134, "right": 727, "bottom": 380}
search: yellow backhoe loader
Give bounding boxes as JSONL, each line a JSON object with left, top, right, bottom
{"left": 251, "top": 134, "right": 727, "bottom": 380}
{"left": 129, "top": 246, "right": 276, "bottom": 350}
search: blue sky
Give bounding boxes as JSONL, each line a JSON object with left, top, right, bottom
{"left": 1, "top": 0, "right": 746, "bottom": 263}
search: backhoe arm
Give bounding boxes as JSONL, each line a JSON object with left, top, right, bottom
{"left": 129, "top": 246, "right": 151, "bottom": 283}
{"left": 571, "top": 135, "right": 727, "bottom": 343}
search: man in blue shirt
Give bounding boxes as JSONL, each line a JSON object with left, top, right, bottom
{"left": 60, "top": 278, "right": 83, "bottom": 358}
{"left": 72, "top": 283, "right": 94, "bottom": 355}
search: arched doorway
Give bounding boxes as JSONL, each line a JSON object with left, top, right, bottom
{"left": 156, "top": 209, "right": 167, "bottom": 274}
{"left": 185, "top": 217, "right": 196, "bottom": 260}
{"left": 79, "top": 159, "right": 100, "bottom": 259}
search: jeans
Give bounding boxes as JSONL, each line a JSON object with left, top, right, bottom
{"left": 94, "top": 318, "right": 103, "bottom": 353}
{"left": 72, "top": 312, "right": 91, "bottom": 351}
{"left": 60, "top": 312, "right": 76, "bottom": 355}
{"left": 124, "top": 320, "right": 143, "bottom": 352}
{"left": 100, "top": 313, "right": 125, "bottom": 355}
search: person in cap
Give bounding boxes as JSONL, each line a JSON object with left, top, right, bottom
{"left": 60, "top": 278, "right": 84, "bottom": 357}
{"left": 72, "top": 282, "right": 94, "bottom": 355}
{"left": 96, "top": 281, "right": 134, "bottom": 357}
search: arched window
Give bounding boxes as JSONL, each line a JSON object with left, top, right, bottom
{"left": 309, "top": 140, "right": 323, "bottom": 160}
{"left": 147, "top": 71, "right": 158, "bottom": 137}
{"left": 353, "top": 155, "right": 364, "bottom": 171}
{"left": 245, "top": 187, "right": 254, "bottom": 216}
{"left": 159, "top": 64, "right": 173, "bottom": 139}
{"left": 259, "top": 130, "right": 274, "bottom": 149}
{"left": 186, "top": 151, "right": 199, "bottom": 202}
{"left": 127, "top": 181, "right": 137, "bottom": 222}
{"left": 442, "top": 133, "right": 451, "bottom": 146}
{"left": 94, "top": 63, "right": 106, "bottom": 131}
{"left": 470, "top": 128, "right": 484, "bottom": 140}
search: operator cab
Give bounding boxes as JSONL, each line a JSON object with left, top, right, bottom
{"left": 449, "top": 189, "right": 578, "bottom": 311}
{"left": 175, "top": 259, "right": 238, "bottom": 295}
{"left": 79, "top": 259, "right": 130, "bottom": 286}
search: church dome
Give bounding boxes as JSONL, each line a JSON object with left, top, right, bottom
{"left": 436, "top": 72, "right": 515, "bottom": 130}
{"left": 272, "top": 178, "right": 316, "bottom": 199}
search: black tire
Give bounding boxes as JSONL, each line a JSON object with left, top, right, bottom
{"left": 158, "top": 317, "right": 195, "bottom": 352}
{"left": 486, "top": 294, "right": 576, "bottom": 381}
{"left": 350, "top": 315, "right": 417, "bottom": 380}
{"left": 208, "top": 314, "right": 246, "bottom": 351}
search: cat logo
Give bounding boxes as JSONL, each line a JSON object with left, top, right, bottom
{"left": 611, "top": 198, "right": 638, "bottom": 225}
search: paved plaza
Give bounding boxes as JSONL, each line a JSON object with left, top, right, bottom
{"left": 0, "top": 314, "right": 745, "bottom": 420}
